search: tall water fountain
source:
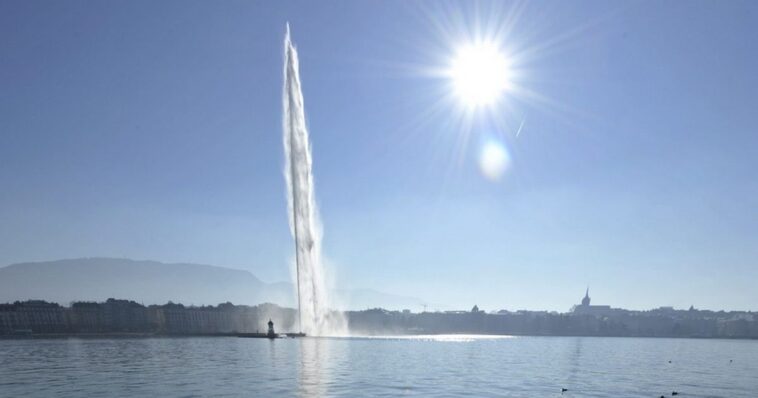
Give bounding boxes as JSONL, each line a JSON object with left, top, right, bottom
{"left": 282, "top": 25, "right": 346, "bottom": 336}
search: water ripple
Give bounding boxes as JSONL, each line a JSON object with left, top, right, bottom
{"left": 0, "top": 336, "right": 756, "bottom": 397}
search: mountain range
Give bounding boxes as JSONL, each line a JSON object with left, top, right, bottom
{"left": 0, "top": 258, "right": 427, "bottom": 311}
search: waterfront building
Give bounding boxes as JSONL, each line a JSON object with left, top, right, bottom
{"left": 571, "top": 288, "right": 614, "bottom": 317}
{"left": 0, "top": 300, "right": 67, "bottom": 334}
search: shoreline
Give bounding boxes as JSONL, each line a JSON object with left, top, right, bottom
{"left": 2, "top": 332, "right": 756, "bottom": 341}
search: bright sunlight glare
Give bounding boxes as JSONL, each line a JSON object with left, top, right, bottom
{"left": 450, "top": 43, "right": 512, "bottom": 108}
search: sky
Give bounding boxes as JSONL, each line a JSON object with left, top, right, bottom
{"left": 1, "top": 0, "right": 757, "bottom": 312}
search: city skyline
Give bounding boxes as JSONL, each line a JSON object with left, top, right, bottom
{"left": 3, "top": 294, "right": 757, "bottom": 340}
{"left": 1, "top": 1, "right": 757, "bottom": 312}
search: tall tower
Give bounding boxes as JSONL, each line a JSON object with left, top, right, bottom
{"left": 581, "top": 287, "right": 591, "bottom": 306}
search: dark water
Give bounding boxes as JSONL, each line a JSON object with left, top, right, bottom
{"left": 1, "top": 335, "right": 756, "bottom": 397}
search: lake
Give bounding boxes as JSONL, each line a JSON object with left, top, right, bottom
{"left": 1, "top": 335, "right": 756, "bottom": 397}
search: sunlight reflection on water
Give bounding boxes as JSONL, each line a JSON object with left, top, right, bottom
{"left": 344, "top": 334, "right": 517, "bottom": 342}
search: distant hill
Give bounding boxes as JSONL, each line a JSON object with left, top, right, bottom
{"left": 0, "top": 258, "right": 427, "bottom": 310}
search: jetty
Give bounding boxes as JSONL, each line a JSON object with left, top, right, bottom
{"left": 236, "top": 319, "right": 306, "bottom": 339}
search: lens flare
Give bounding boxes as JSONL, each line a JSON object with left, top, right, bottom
{"left": 479, "top": 141, "right": 510, "bottom": 181}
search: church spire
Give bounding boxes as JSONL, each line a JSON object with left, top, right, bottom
{"left": 581, "top": 287, "right": 591, "bottom": 306}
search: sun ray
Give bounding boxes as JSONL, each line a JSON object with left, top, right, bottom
{"left": 361, "top": 1, "right": 620, "bottom": 187}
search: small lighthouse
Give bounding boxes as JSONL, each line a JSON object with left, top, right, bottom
{"left": 267, "top": 319, "right": 276, "bottom": 338}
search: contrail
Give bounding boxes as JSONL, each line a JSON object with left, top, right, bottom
{"left": 515, "top": 118, "right": 525, "bottom": 138}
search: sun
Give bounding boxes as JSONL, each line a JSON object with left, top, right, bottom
{"left": 449, "top": 42, "right": 512, "bottom": 108}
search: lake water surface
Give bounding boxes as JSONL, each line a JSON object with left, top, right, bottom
{"left": 1, "top": 335, "right": 756, "bottom": 397}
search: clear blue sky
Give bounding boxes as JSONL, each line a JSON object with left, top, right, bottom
{"left": 1, "top": 1, "right": 756, "bottom": 311}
